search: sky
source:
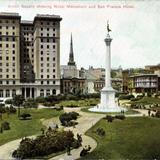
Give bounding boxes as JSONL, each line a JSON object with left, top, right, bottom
{"left": 0, "top": 0, "right": 160, "bottom": 70}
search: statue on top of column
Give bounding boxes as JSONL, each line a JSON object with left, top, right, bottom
{"left": 107, "top": 20, "right": 111, "bottom": 33}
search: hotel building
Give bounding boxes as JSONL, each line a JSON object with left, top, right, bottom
{"left": 0, "top": 12, "right": 62, "bottom": 99}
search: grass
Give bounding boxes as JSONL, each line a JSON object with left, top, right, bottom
{"left": 81, "top": 107, "right": 140, "bottom": 115}
{"left": 0, "top": 108, "right": 63, "bottom": 146}
{"left": 80, "top": 117, "right": 160, "bottom": 159}
{"left": 130, "top": 96, "right": 160, "bottom": 105}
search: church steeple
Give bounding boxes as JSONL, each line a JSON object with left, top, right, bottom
{"left": 68, "top": 33, "right": 76, "bottom": 66}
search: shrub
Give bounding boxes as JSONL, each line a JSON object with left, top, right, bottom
{"left": 155, "top": 111, "right": 160, "bottom": 118}
{"left": 96, "top": 128, "right": 105, "bottom": 136}
{"left": 20, "top": 113, "right": 31, "bottom": 120}
{"left": 119, "top": 94, "right": 134, "bottom": 100}
{"left": 12, "top": 129, "right": 80, "bottom": 159}
{"left": 105, "top": 115, "right": 114, "bottom": 122}
{"left": 115, "top": 115, "right": 126, "bottom": 120}
{"left": 9, "top": 106, "right": 16, "bottom": 114}
{"left": 59, "top": 112, "right": 79, "bottom": 126}
{"left": 1, "top": 121, "right": 10, "bottom": 130}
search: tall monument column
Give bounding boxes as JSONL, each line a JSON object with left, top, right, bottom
{"left": 89, "top": 22, "right": 125, "bottom": 112}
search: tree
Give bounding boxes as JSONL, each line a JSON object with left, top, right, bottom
{"left": 12, "top": 95, "right": 25, "bottom": 118}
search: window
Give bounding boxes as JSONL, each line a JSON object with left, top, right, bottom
{"left": 47, "top": 22, "right": 49, "bottom": 25}
{"left": 12, "top": 26, "right": 15, "bottom": 29}
{"left": 47, "top": 57, "right": 49, "bottom": 61}
{"left": 47, "top": 33, "right": 49, "bottom": 37}
{"left": 13, "top": 37, "right": 15, "bottom": 41}
{"left": 47, "top": 81, "right": 49, "bottom": 84}
{"left": 12, "top": 69, "right": 15, "bottom": 72}
{"left": 6, "top": 44, "right": 9, "bottom": 48}
{"left": 6, "top": 90, "right": 10, "bottom": 97}
{"left": 0, "top": 90, "right": 3, "bottom": 97}
{"left": 46, "top": 89, "right": 50, "bottom": 96}
{"left": 13, "top": 57, "right": 15, "bottom": 61}
{"left": 53, "top": 75, "right": 55, "bottom": 78}
{"left": 0, "top": 57, "right": 2, "bottom": 60}
{"left": 53, "top": 45, "right": 55, "bottom": 49}
{"left": 47, "top": 28, "right": 49, "bottom": 31}
{"left": 52, "top": 89, "right": 56, "bottom": 95}
{"left": 6, "top": 81, "right": 9, "bottom": 84}
{"left": 13, "top": 44, "right": 15, "bottom": 48}
{"left": 41, "top": 51, "right": 43, "bottom": 55}
{"left": 13, "top": 75, "right": 15, "bottom": 78}
{"left": 6, "top": 68, "right": 9, "bottom": 72}
{"left": 40, "top": 89, "right": 44, "bottom": 97}
{"left": 6, "top": 63, "right": 9, "bottom": 66}
{"left": 0, "top": 32, "right": 1, "bottom": 35}
{"left": 12, "top": 89, "right": 16, "bottom": 97}
{"left": 6, "top": 26, "right": 8, "bottom": 29}
{"left": 41, "top": 33, "right": 43, "bottom": 36}
{"left": 41, "top": 81, "right": 43, "bottom": 85}
{"left": 13, "top": 81, "right": 15, "bottom": 84}
{"left": 41, "top": 28, "right": 43, "bottom": 31}
{"left": 53, "top": 39, "right": 55, "bottom": 43}
{"left": 53, "top": 69, "right": 55, "bottom": 72}
{"left": 41, "top": 38, "right": 43, "bottom": 42}
{"left": 0, "top": 69, "right": 2, "bottom": 72}
{"left": 41, "top": 45, "right": 43, "bottom": 49}
{"left": 53, "top": 81, "right": 55, "bottom": 84}
{"left": 0, "top": 44, "right": 2, "bottom": 48}
{"left": 6, "top": 75, "right": 9, "bottom": 78}
{"left": 47, "top": 75, "right": 49, "bottom": 78}
{"left": 41, "top": 75, "right": 43, "bottom": 78}
{"left": 13, "top": 32, "right": 15, "bottom": 35}
{"left": 47, "top": 45, "right": 49, "bottom": 49}
{"left": 12, "top": 63, "right": 15, "bottom": 66}
{"left": 47, "top": 39, "right": 49, "bottom": 42}
{"left": 6, "top": 37, "right": 9, "bottom": 41}
{"left": 47, "top": 69, "right": 49, "bottom": 72}
{"left": 0, "top": 81, "right": 2, "bottom": 84}
{"left": 41, "top": 57, "right": 43, "bottom": 61}
{"left": 47, "top": 63, "right": 49, "bottom": 67}
{"left": 6, "top": 57, "right": 9, "bottom": 60}
{"left": 41, "top": 63, "right": 43, "bottom": 67}
{"left": 53, "top": 28, "right": 55, "bottom": 31}
{"left": 41, "top": 69, "right": 43, "bottom": 72}
{"left": 0, "top": 75, "right": 2, "bottom": 78}
{"left": 12, "top": 50, "right": 15, "bottom": 54}
{"left": 53, "top": 57, "right": 55, "bottom": 61}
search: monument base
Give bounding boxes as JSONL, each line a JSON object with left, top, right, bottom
{"left": 89, "top": 87, "right": 127, "bottom": 113}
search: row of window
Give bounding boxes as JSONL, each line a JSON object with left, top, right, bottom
{"left": 40, "top": 57, "right": 55, "bottom": 61}
{"left": 40, "top": 28, "right": 56, "bottom": 31}
{"left": 0, "top": 44, "right": 16, "bottom": 48}
{"left": 0, "top": 20, "right": 16, "bottom": 24}
{"left": 0, "top": 56, "right": 15, "bottom": 61}
{"left": 0, "top": 80, "right": 16, "bottom": 84}
{"left": 0, "top": 50, "right": 15, "bottom": 54}
{"left": 40, "top": 75, "right": 56, "bottom": 79}
{"left": 0, "top": 26, "right": 15, "bottom": 29}
{"left": 0, "top": 89, "right": 16, "bottom": 98}
{"left": 40, "top": 69, "right": 55, "bottom": 73}
{"left": 40, "top": 38, "right": 56, "bottom": 42}
{"left": 41, "top": 63, "right": 56, "bottom": 67}
{"left": 0, "top": 32, "right": 16, "bottom": 35}
{"left": 40, "top": 44, "right": 55, "bottom": 49}
{"left": 0, "top": 75, "right": 16, "bottom": 78}
{"left": 39, "top": 80, "right": 55, "bottom": 84}
{"left": 0, "top": 68, "right": 16, "bottom": 72}
{"left": 0, "top": 37, "right": 15, "bottom": 42}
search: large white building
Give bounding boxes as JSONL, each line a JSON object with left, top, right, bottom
{"left": 0, "top": 12, "right": 62, "bottom": 99}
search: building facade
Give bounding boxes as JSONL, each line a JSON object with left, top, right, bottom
{"left": 129, "top": 74, "right": 160, "bottom": 93}
{"left": 0, "top": 12, "right": 62, "bottom": 99}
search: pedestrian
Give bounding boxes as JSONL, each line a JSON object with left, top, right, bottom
{"left": 148, "top": 109, "right": 151, "bottom": 117}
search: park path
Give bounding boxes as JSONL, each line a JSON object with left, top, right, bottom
{"left": 0, "top": 107, "right": 149, "bottom": 160}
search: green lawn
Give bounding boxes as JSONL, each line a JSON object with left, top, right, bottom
{"left": 56, "top": 98, "right": 99, "bottom": 107}
{"left": 80, "top": 117, "right": 160, "bottom": 159}
{"left": 0, "top": 108, "right": 63, "bottom": 146}
{"left": 130, "top": 96, "right": 160, "bottom": 105}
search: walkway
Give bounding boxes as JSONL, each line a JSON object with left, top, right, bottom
{"left": 0, "top": 107, "right": 149, "bottom": 160}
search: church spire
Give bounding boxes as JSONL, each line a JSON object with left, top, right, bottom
{"left": 68, "top": 33, "right": 76, "bottom": 66}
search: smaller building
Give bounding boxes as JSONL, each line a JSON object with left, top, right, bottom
{"left": 60, "top": 78, "right": 85, "bottom": 95}
{"left": 129, "top": 74, "right": 159, "bottom": 93}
